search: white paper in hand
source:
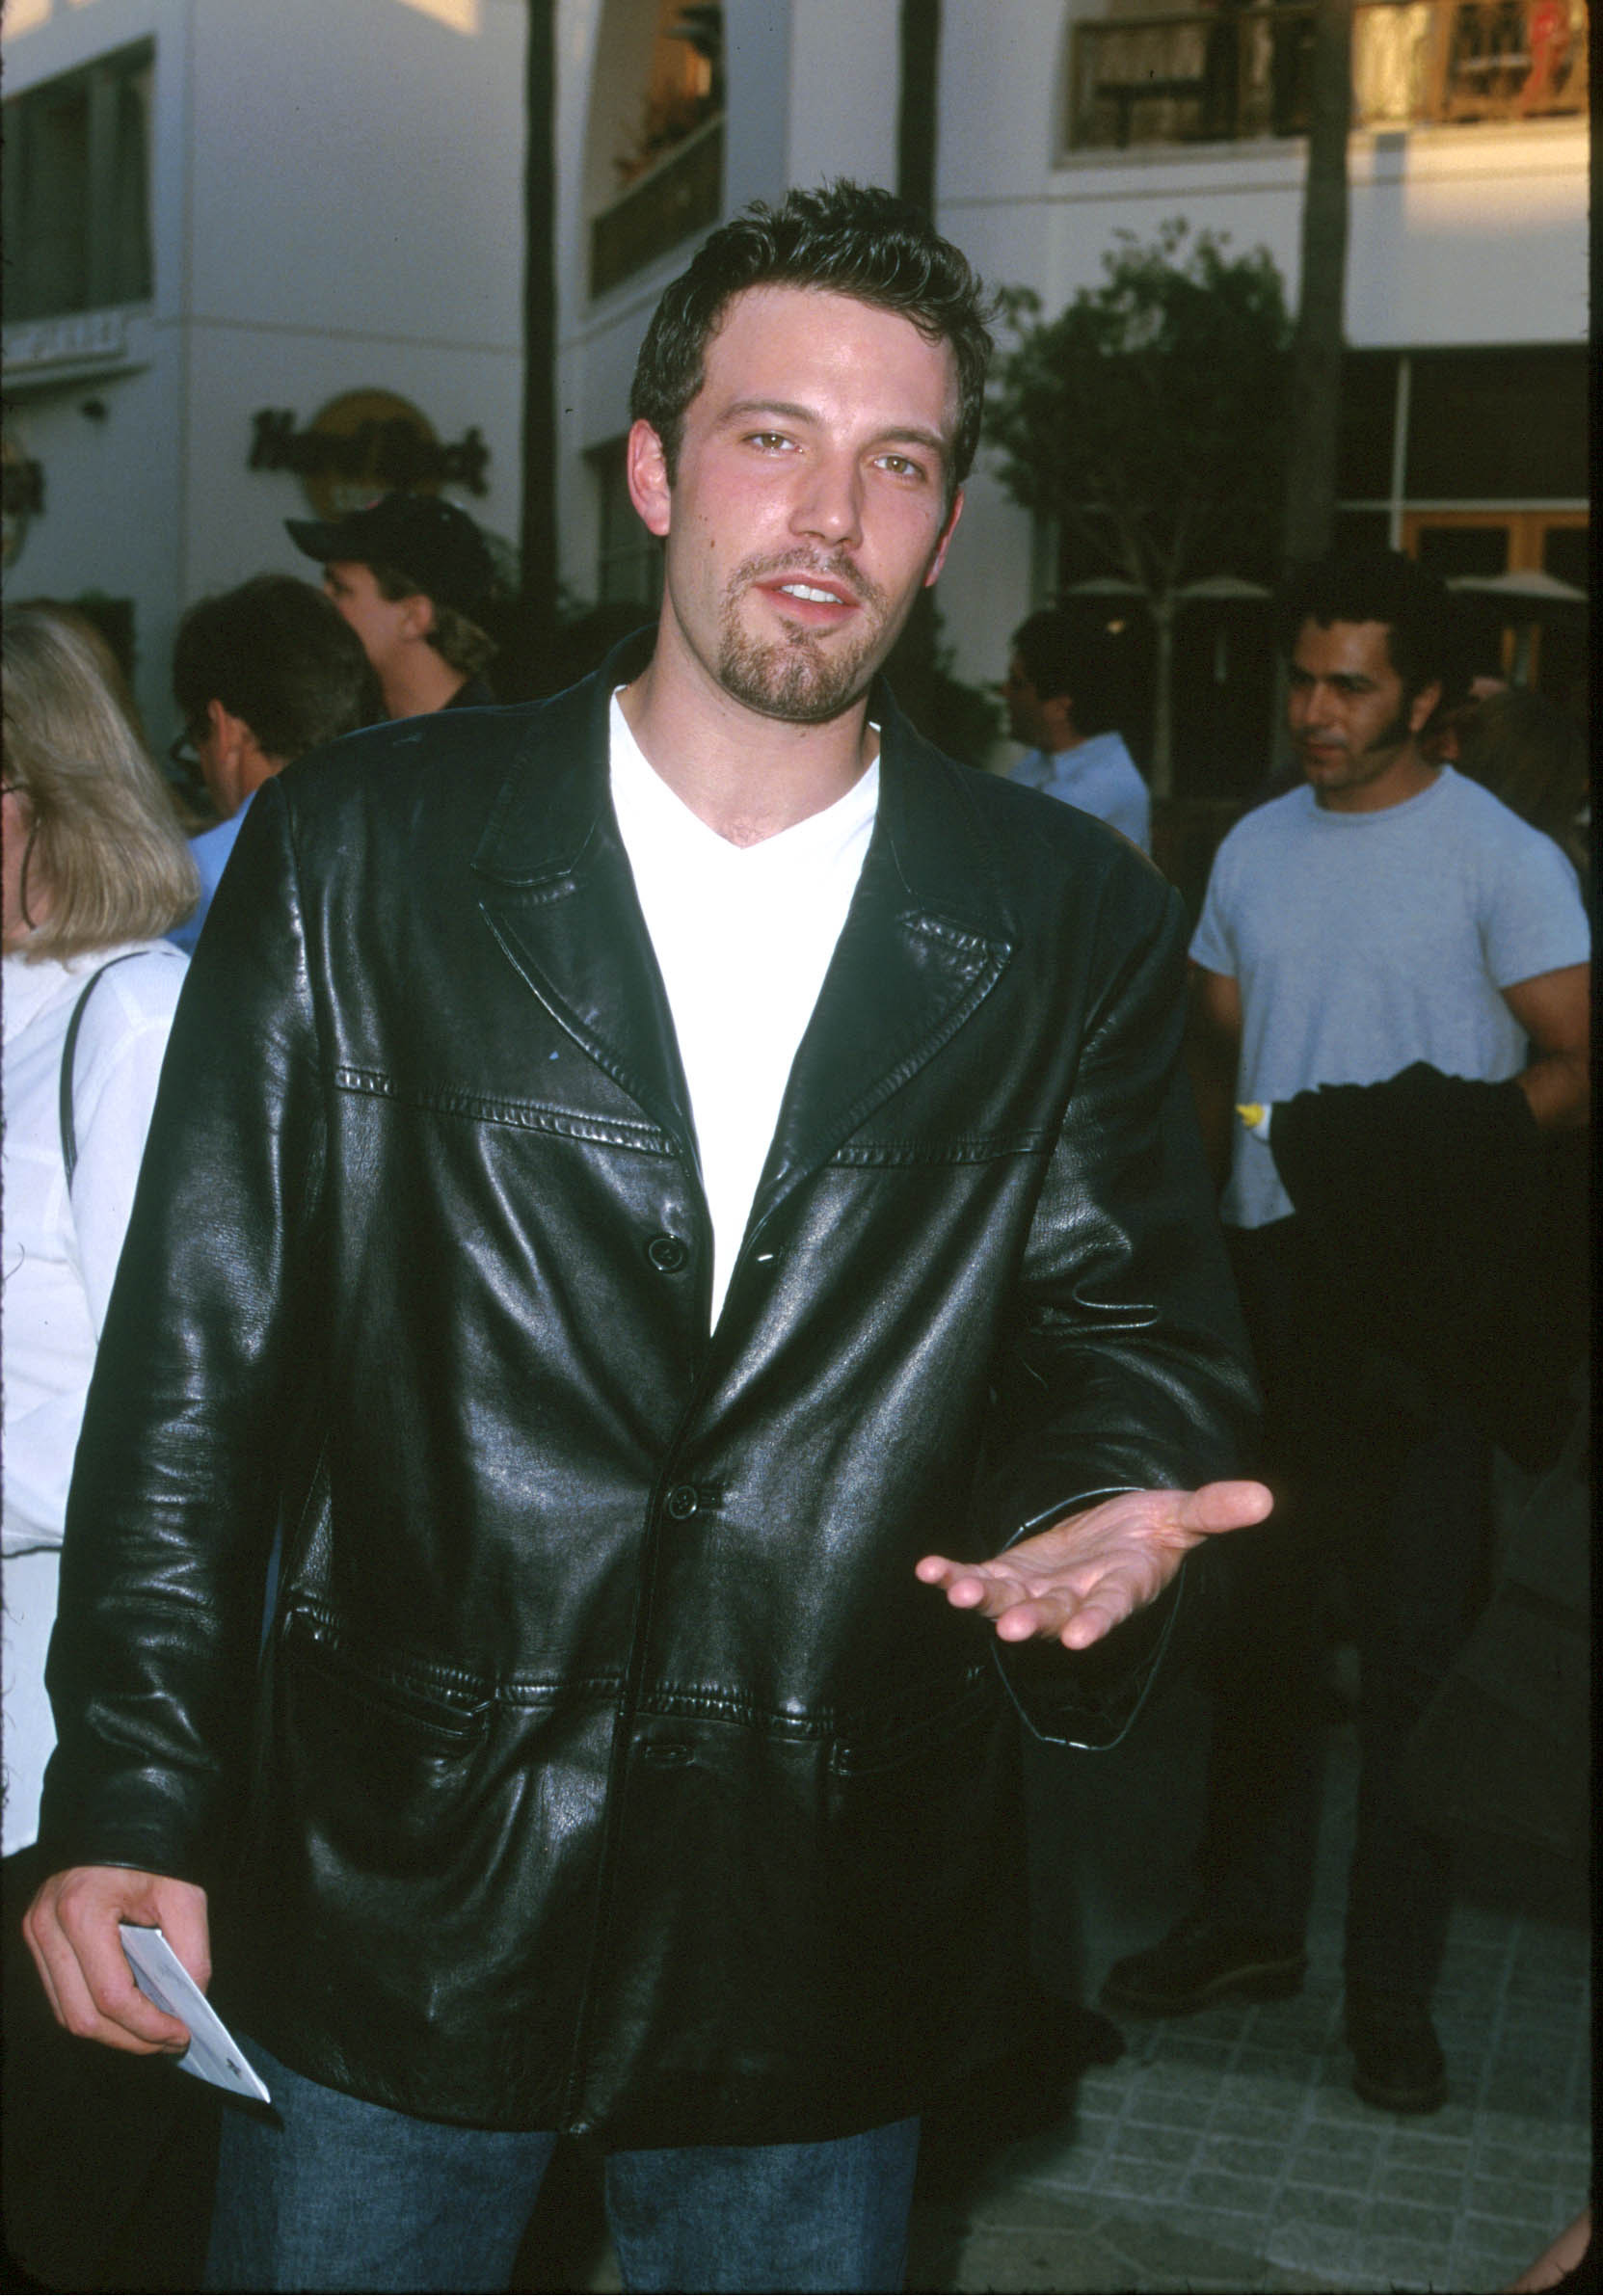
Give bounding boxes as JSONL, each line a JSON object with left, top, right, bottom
{"left": 119, "top": 1923, "right": 271, "bottom": 2102}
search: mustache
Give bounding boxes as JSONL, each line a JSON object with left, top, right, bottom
{"left": 727, "top": 548, "right": 888, "bottom": 615}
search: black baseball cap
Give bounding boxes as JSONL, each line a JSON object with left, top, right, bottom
{"left": 285, "top": 492, "right": 494, "bottom": 618}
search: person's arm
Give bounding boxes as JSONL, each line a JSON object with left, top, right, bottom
{"left": 934, "top": 873, "right": 1262, "bottom": 1736}
{"left": 1504, "top": 963, "right": 1590, "bottom": 1130}
{"left": 1185, "top": 961, "right": 1242, "bottom": 1189}
{"left": 67, "top": 954, "right": 189, "bottom": 1334}
{"left": 29, "top": 780, "right": 327, "bottom": 2041}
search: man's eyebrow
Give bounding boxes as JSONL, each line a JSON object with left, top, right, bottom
{"left": 718, "top": 398, "right": 951, "bottom": 461}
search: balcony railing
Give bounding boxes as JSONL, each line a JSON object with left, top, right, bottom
{"left": 1067, "top": 0, "right": 1589, "bottom": 149}
{"left": 590, "top": 115, "right": 723, "bottom": 298}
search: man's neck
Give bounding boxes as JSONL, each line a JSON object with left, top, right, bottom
{"left": 382, "top": 647, "right": 466, "bottom": 721}
{"left": 1315, "top": 745, "right": 1440, "bottom": 814}
{"left": 618, "top": 631, "right": 878, "bottom": 848}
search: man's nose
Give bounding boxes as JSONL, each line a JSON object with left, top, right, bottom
{"left": 790, "top": 452, "right": 863, "bottom": 548}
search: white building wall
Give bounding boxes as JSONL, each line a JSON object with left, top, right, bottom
{"left": 931, "top": 0, "right": 1589, "bottom": 701}
{"left": 3, "top": 0, "right": 527, "bottom": 745}
{"left": 6, "top": 0, "right": 1588, "bottom": 741}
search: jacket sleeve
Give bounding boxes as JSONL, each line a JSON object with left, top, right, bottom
{"left": 977, "top": 872, "right": 1261, "bottom": 1747}
{"left": 38, "top": 779, "right": 328, "bottom": 1885}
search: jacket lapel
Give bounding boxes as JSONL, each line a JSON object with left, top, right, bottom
{"left": 469, "top": 654, "right": 1017, "bottom": 1224}
{"left": 747, "top": 689, "right": 1017, "bottom": 1236}
{"left": 469, "top": 642, "right": 700, "bottom": 1166}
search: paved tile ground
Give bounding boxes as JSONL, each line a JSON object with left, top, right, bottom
{"left": 536, "top": 1655, "right": 1590, "bottom": 2294}
{"left": 910, "top": 1682, "right": 1592, "bottom": 2295}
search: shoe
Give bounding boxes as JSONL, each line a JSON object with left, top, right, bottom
{"left": 1345, "top": 1982, "right": 1447, "bottom": 2113}
{"left": 1101, "top": 1911, "right": 1307, "bottom": 2016}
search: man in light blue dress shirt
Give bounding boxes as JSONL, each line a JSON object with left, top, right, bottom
{"left": 1002, "top": 606, "right": 1151, "bottom": 853}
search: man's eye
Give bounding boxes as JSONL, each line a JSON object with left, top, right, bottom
{"left": 746, "top": 432, "right": 792, "bottom": 451}
{"left": 877, "top": 454, "right": 923, "bottom": 479}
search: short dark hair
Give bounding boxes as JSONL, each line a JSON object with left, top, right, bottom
{"left": 174, "top": 574, "right": 381, "bottom": 762}
{"left": 1011, "top": 606, "right": 1123, "bottom": 738}
{"left": 629, "top": 179, "right": 994, "bottom": 494}
{"left": 1279, "top": 549, "right": 1461, "bottom": 704}
{"left": 367, "top": 560, "right": 498, "bottom": 681}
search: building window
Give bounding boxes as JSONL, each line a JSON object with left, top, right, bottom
{"left": 2, "top": 40, "right": 154, "bottom": 324}
{"left": 1337, "top": 344, "right": 1589, "bottom": 699}
{"left": 588, "top": 2, "right": 724, "bottom": 298}
{"left": 1063, "top": 0, "right": 1589, "bottom": 152}
{"left": 1336, "top": 345, "right": 1588, "bottom": 513}
{"left": 592, "top": 441, "right": 663, "bottom": 611}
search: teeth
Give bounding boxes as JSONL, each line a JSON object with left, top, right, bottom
{"left": 778, "top": 583, "right": 839, "bottom": 603}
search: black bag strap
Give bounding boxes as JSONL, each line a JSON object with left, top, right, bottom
{"left": 58, "top": 953, "right": 145, "bottom": 1189}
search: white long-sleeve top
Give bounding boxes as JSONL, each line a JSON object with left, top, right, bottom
{"left": 2, "top": 939, "right": 187, "bottom": 1853}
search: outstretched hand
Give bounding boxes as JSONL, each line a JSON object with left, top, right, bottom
{"left": 916, "top": 1479, "right": 1272, "bottom": 1650}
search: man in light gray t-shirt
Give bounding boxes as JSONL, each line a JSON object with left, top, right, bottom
{"left": 1192, "top": 763, "right": 1588, "bottom": 1229}
{"left": 1103, "top": 549, "right": 1590, "bottom": 2119}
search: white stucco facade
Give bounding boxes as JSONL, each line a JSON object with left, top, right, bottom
{"left": 3, "top": 0, "right": 527, "bottom": 743}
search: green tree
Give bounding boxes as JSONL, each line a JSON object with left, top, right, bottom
{"left": 987, "top": 220, "right": 1292, "bottom": 793}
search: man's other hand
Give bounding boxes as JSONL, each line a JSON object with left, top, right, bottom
{"left": 916, "top": 1480, "right": 1273, "bottom": 1649}
{"left": 23, "top": 1865, "right": 211, "bottom": 2054}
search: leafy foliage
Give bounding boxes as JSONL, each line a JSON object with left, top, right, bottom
{"left": 987, "top": 221, "right": 1293, "bottom": 599}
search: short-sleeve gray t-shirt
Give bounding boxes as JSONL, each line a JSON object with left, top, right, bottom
{"left": 1190, "top": 768, "right": 1590, "bottom": 1228}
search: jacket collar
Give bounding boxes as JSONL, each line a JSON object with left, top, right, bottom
{"left": 471, "top": 630, "right": 1018, "bottom": 1224}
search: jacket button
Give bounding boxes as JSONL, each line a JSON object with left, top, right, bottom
{"left": 664, "top": 1483, "right": 699, "bottom": 1521}
{"left": 646, "top": 1233, "right": 688, "bottom": 1274}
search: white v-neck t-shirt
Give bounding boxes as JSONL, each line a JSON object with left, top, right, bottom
{"left": 608, "top": 693, "right": 879, "bottom": 1323}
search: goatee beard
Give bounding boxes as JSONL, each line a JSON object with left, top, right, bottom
{"left": 715, "top": 550, "right": 893, "bottom": 725}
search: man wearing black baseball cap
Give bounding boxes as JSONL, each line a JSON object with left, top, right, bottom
{"left": 285, "top": 491, "right": 498, "bottom": 718}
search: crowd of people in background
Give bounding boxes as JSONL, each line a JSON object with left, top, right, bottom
{"left": 1, "top": 252, "right": 1591, "bottom": 2292}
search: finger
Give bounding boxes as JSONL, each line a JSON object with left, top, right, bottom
{"left": 32, "top": 1914, "right": 179, "bottom": 2051}
{"left": 50, "top": 1879, "right": 192, "bottom": 2050}
{"left": 1057, "top": 1592, "right": 1130, "bottom": 1650}
{"left": 1167, "top": 1479, "right": 1274, "bottom": 1536}
{"left": 915, "top": 1556, "right": 1019, "bottom": 1613}
{"left": 20, "top": 1901, "right": 67, "bottom": 2026}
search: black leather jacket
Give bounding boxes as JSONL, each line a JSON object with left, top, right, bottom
{"left": 43, "top": 641, "right": 1255, "bottom": 2143}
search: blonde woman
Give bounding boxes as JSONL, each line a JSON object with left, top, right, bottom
{"left": 2, "top": 604, "right": 212, "bottom": 2293}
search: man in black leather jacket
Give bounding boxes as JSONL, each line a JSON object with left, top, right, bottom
{"left": 25, "top": 184, "right": 1268, "bottom": 2293}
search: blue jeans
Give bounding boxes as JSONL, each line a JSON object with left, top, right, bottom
{"left": 204, "top": 2039, "right": 921, "bottom": 2292}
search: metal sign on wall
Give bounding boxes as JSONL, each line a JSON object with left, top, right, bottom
{"left": 248, "top": 390, "right": 490, "bottom": 520}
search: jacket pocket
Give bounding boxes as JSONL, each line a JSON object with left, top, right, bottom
{"left": 280, "top": 1608, "right": 493, "bottom": 1749}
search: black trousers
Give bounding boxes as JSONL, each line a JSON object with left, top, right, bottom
{"left": 1194, "top": 1222, "right": 1492, "bottom": 1996}
{"left": 2, "top": 1845, "right": 221, "bottom": 2292}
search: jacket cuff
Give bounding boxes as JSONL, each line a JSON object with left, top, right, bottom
{"left": 989, "top": 1563, "right": 1186, "bottom": 1750}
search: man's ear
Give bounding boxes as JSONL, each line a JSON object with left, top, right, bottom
{"left": 205, "top": 697, "right": 248, "bottom": 768}
{"left": 1408, "top": 677, "right": 1444, "bottom": 735}
{"left": 922, "top": 486, "right": 965, "bottom": 589}
{"left": 1042, "top": 688, "right": 1078, "bottom": 747}
{"left": 399, "top": 592, "right": 436, "bottom": 644}
{"left": 627, "top": 420, "right": 673, "bottom": 540}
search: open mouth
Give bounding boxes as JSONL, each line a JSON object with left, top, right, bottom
{"left": 758, "top": 574, "right": 860, "bottom": 623}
